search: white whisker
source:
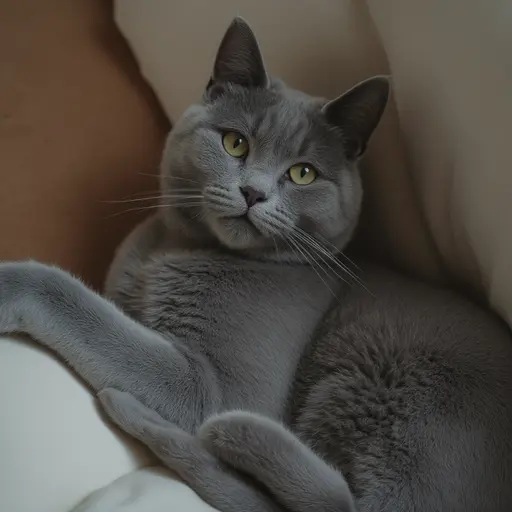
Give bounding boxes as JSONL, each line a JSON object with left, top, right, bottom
{"left": 137, "top": 172, "right": 160, "bottom": 178}
{"left": 308, "top": 230, "right": 362, "bottom": 272}
{"left": 284, "top": 236, "right": 339, "bottom": 301}
{"left": 289, "top": 230, "right": 348, "bottom": 286}
{"left": 270, "top": 233, "right": 282, "bottom": 263}
{"left": 106, "top": 202, "right": 203, "bottom": 218}
{"left": 293, "top": 227, "right": 373, "bottom": 296}
{"left": 190, "top": 210, "right": 204, "bottom": 221}
{"left": 137, "top": 172, "right": 200, "bottom": 185}
{"left": 103, "top": 193, "right": 203, "bottom": 204}
{"left": 117, "top": 189, "right": 162, "bottom": 199}
{"left": 169, "top": 175, "right": 201, "bottom": 184}
{"left": 107, "top": 188, "right": 191, "bottom": 201}
{"left": 295, "top": 229, "right": 356, "bottom": 279}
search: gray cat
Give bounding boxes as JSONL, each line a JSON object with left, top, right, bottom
{"left": 1, "top": 17, "right": 511, "bottom": 512}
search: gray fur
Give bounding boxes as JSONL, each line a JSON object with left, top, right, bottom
{"left": 1, "top": 17, "right": 511, "bottom": 512}
{"left": 198, "top": 267, "right": 512, "bottom": 512}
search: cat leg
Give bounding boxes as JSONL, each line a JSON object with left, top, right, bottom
{"left": 199, "top": 410, "right": 356, "bottom": 512}
{"left": 98, "top": 388, "right": 285, "bottom": 512}
{"left": 0, "top": 261, "right": 218, "bottom": 431}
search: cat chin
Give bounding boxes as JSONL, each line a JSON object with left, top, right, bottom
{"left": 207, "top": 216, "right": 269, "bottom": 251}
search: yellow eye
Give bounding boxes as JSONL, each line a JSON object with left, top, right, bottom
{"left": 289, "top": 164, "right": 318, "bottom": 185}
{"left": 222, "top": 132, "right": 249, "bottom": 158}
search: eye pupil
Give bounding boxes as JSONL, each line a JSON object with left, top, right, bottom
{"left": 223, "top": 132, "right": 249, "bottom": 158}
{"left": 301, "top": 167, "right": 308, "bottom": 178}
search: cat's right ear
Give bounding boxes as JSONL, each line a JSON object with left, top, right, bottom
{"left": 205, "top": 17, "right": 268, "bottom": 101}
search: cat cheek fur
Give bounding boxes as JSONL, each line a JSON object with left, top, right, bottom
{"left": 285, "top": 174, "right": 362, "bottom": 248}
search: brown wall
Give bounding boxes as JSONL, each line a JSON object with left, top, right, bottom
{"left": 0, "top": 0, "right": 168, "bottom": 290}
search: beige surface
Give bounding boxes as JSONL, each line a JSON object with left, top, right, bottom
{"left": 367, "top": 0, "right": 512, "bottom": 320}
{"left": 0, "top": 0, "right": 169, "bottom": 290}
{"left": 116, "top": 0, "right": 512, "bottom": 326}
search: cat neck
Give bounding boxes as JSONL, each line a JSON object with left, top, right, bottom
{"left": 159, "top": 209, "right": 316, "bottom": 266}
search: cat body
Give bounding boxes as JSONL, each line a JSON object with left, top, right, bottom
{"left": 99, "top": 245, "right": 512, "bottom": 512}
{"left": 287, "top": 264, "right": 512, "bottom": 511}
{"left": 1, "top": 17, "right": 511, "bottom": 512}
{"left": 104, "top": 213, "right": 335, "bottom": 423}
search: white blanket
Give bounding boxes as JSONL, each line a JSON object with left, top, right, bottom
{"left": 0, "top": 335, "right": 216, "bottom": 511}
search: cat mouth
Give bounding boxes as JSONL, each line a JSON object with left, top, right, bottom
{"left": 218, "top": 212, "right": 264, "bottom": 240}
{"left": 235, "top": 213, "right": 262, "bottom": 234}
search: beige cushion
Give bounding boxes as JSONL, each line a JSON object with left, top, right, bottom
{"left": 366, "top": 0, "right": 512, "bottom": 324}
{"left": 0, "top": 0, "right": 168, "bottom": 290}
{"left": 115, "top": 0, "right": 512, "bottom": 325}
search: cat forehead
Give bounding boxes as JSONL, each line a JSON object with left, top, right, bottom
{"left": 210, "top": 86, "right": 321, "bottom": 135}
{"left": 208, "top": 86, "right": 345, "bottom": 158}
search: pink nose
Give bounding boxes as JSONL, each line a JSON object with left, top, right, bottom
{"left": 240, "top": 186, "right": 267, "bottom": 208}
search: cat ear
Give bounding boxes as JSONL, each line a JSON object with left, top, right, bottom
{"left": 322, "top": 76, "right": 390, "bottom": 159}
{"left": 207, "top": 17, "right": 268, "bottom": 97}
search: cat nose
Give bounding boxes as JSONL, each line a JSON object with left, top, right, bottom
{"left": 240, "top": 186, "right": 267, "bottom": 208}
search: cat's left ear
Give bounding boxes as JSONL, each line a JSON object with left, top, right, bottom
{"left": 206, "top": 17, "right": 268, "bottom": 100}
{"left": 322, "top": 76, "right": 390, "bottom": 159}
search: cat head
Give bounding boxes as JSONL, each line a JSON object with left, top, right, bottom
{"left": 161, "top": 18, "right": 389, "bottom": 257}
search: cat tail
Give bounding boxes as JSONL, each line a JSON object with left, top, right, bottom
{"left": 98, "top": 389, "right": 285, "bottom": 512}
{"left": 199, "top": 410, "right": 357, "bottom": 512}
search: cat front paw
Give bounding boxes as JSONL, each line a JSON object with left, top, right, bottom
{"left": 198, "top": 410, "right": 273, "bottom": 459}
{"left": 0, "top": 260, "right": 56, "bottom": 333}
{"left": 98, "top": 388, "right": 171, "bottom": 438}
